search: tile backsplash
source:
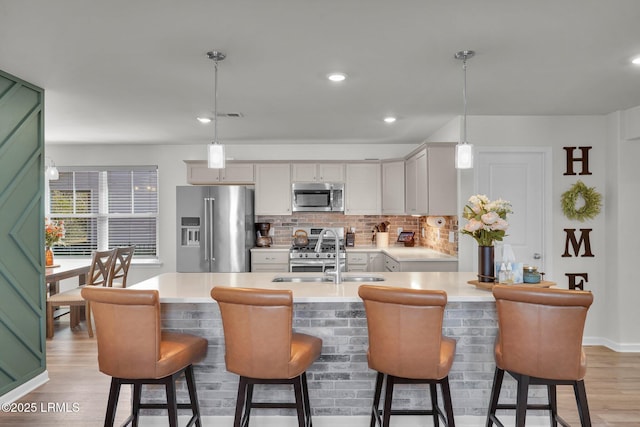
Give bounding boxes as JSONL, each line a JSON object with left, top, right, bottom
{"left": 256, "top": 213, "right": 458, "bottom": 255}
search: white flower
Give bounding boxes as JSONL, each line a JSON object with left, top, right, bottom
{"left": 481, "top": 211, "right": 500, "bottom": 225}
{"left": 461, "top": 194, "right": 512, "bottom": 246}
{"left": 464, "top": 218, "right": 484, "bottom": 232}
{"left": 490, "top": 218, "right": 509, "bottom": 231}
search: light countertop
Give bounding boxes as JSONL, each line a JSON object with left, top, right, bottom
{"left": 130, "top": 271, "right": 492, "bottom": 303}
{"left": 251, "top": 245, "right": 457, "bottom": 262}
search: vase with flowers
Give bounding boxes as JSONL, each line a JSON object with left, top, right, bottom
{"left": 45, "top": 218, "right": 65, "bottom": 266}
{"left": 461, "top": 195, "right": 512, "bottom": 282}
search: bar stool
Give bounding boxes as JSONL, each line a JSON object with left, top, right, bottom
{"left": 358, "top": 284, "right": 456, "bottom": 427}
{"left": 487, "top": 284, "right": 594, "bottom": 427}
{"left": 81, "top": 287, "right": 207, "bottom": 427}
{"left": 210, "top": 286, "right": 322, "bottom": 427}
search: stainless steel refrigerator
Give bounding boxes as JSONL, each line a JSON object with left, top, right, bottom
{"left": 176, "top": 185, "right": 254, "bottom": 272}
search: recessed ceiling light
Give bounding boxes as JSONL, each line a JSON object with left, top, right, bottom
{"left": 632, "top": 56, "right": 640, "bottom": 65}
{"left": 327, "top": 73, "right": 347, "bottom": 82}
{"left": 383, "top": 116, "right": 397, "bottom": 124}
{"left": 197, "top": 117, "right": 212, "bottom": 123}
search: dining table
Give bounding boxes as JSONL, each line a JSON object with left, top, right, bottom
{"left": 45, "top": 259, "right": 92, "bottom": 296}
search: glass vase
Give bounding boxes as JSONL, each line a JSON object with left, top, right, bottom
{"left": 478, "top": 245, "right": 495, "bottom": 283}
{"left": 45, "top": 247, "right": 54, "bottom": 267}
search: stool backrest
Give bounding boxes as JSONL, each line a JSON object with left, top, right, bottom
{"left": 108, "top": 245, "right": 135, "bottom": 287}
{"left": 80, "top": 287, "right": 161, "bottom": 378}
{"left": 359, "top": 285, "right": 448, "bottom": 379}
{"left": 211, "top": 287, "right": 293, "bottom": 378}
{"left": 493, "top": 284, "right": 593, "bottom": 380}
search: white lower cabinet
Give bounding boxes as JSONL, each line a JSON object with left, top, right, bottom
{"left": 384, "top": 253, "right": 457, "bottom": 272}
{"left": 250, "top": 250, "right": 289, "bottom": 272}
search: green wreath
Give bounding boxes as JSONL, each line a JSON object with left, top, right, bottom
{"left": 561, "top": 180, "right": 602, "bottom": 222}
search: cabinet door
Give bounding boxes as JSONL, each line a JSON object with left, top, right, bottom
{"left": 251, "top": 250, "right": 290, "bottom": 272}
{"left": 291, "top": 163, "right": 317, "bottom": 182}
{"left": 369, "top": 252, "right": 385, "bottom": 272}
{"left": 405, "top": 149, "right": 428, "bottom": 215}
{"left": 221, "top": 163, "right": 255, "bottom": 183}
{"left": 382, "top": 161, "right": 405, "bottom": 214}
{"left": 187, "top": 162, "right": 221, "bottom": 184}
{"left": 345, "top": 163, "right": 381, "bottom": 215}
{"left": 415, "top": 150, "right": 428, "bottom": 213}
{"left": 347, "top": 252, "right": 368, "bottom": 272}
{"left": 255, "top": 163, "right": 292, "bottom": 215}
{"left": 427, "top": 145, "right": 456, "bottom": 214}
{"left": 318, "top": 163, "right": 345, "bottom": 182}
{"left": 405, "top": 155, "right": 418, "bottom": 214}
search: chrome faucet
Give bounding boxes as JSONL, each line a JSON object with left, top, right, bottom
{"left": 315, "top": 228, "right": 342, "bottom": 284}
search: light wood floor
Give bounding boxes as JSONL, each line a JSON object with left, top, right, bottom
{"left": 2, "top": 318, "right": 640, "bottom": 426}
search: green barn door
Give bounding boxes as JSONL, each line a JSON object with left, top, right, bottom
{"left": 0, "top": 70, "right": 45, "bottom": 397}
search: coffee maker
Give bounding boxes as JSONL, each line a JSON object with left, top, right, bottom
{"left": 255, "top": 222, "right": 272, "bottom": 247}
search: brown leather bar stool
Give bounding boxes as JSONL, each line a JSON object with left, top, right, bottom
{"left": 81, "top": 287, "right": 208, "bottom": 427}
{"left": 358, "top": 284, "right": 456, "bottom": 427}
{"left": 211, "top": 286, "right": 322, "bottom": 427}
{"left": 487, "top": 284, "right": 594, "bottom": 427}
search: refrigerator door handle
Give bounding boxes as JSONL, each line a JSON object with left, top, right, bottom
{"left": 209, "top": 197, "right": 215, "bottom": 262}
{"left": 203, "top": 198, "right": 210, "bottom": 261}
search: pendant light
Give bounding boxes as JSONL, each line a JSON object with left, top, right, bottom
{"left": 206, "top": 50, "right": 226, "bottom": 169}
{"left": 454, "top": 50, "right": 475, "bottom": 169}
{"left": 45, "top": 157, "right": 59, "bottom": 180}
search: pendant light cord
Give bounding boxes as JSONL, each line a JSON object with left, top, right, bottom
{"left": 213, "top": 59, "right": 219, "bottom": 144}
{"left": 462, "top": 56, "right": 468, "bottom": 144}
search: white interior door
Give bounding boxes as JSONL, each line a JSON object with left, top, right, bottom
{"left": 476, "top": 148, "right": 551, "bottom": 275}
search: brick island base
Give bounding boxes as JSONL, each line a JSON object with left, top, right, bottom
{"left": 143, "top": 300, "right": 547, "bottom": 417}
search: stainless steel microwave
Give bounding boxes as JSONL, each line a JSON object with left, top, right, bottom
{"left": 292, "top": 182, "right": 344, "bottom": 212}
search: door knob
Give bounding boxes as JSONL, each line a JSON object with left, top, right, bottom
{"left": 533, "top": 253, "right": 541, "bottom": 260}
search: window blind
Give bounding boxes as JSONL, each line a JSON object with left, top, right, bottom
{"left": 48, "top": 167, "right": 158, "bottom": 258}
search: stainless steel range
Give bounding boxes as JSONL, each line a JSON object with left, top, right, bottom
{"left": 289, "top": 227, "right": 346, "bottom": 273}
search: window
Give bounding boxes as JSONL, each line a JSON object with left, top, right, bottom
{"left": 47, "top": 166, "right": 158, "bottom": 259}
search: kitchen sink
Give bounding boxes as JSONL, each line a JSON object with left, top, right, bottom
{"left": 272, "top": 276, "right": 334, "bottom": 283}
{"left": 272, "top": 274, "right": 385, "bottom": 283}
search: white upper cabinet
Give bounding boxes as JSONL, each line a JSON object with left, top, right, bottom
{"left": 405, "top": 149, "right": 427, "bottom": 214}
{"left": 292, "top": 163, "right": 345, "bottom": 182}
{"left": 405, "top": 145, "right": 456, "bottom": 216}
{"left": 185, "top": 161, "right": 254, "bottom": 184}
{"left": 255, "top": 163, "right": 292, "bottom": 215}
{"left": 381, "top": 160, "right": 405, "bottom": 215}
{"left": 345, "top": 163, "right": 381, "bottom": 215}
{"left": 427, "top": 145, "right": 457, "bottom": 215}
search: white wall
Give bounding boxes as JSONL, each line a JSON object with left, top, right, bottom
{"left": 427, "top": 113, "right": 638, "bottom": 350}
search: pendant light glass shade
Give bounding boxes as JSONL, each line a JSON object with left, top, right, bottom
{"left": 45, "top": 157, "right": 59, "bottom": 180}
{"left": 455, "top": 143, "right": 473, "bottom": 169}
{"left": 208, "top": 143, "right": 225, "bottom": 168}
{"left": 455, "top": 50, "right": 475, "bottom": 169}
{"left": 206, "top": 51, "right": 226, "bottom": 169}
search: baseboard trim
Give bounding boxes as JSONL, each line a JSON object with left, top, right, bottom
{"left": 584, "top": 337, "right": 640, "bottom": 352}
{"left": 0, "top": 371, "right": 49, "bottom": 405}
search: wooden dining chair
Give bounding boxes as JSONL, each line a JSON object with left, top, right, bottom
{"left": 46, "top": 249, "right": 116, "bottom": 339}
{"left": 108, "top": 245, "right": 135, "bottom": 288}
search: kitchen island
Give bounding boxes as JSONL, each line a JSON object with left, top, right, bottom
{"left": 130, "top": 272, "right": 520, "bottom": 418}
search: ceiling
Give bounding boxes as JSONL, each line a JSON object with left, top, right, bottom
{"left": 1, "top": 0, "right": 640, "bottom": 146}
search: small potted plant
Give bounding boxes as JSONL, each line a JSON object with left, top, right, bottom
{"left": 461, "top": 195, "right": 512, "bottom": 282}
{"left": 45, "top": 218, "right": 65, "bottom": 266}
